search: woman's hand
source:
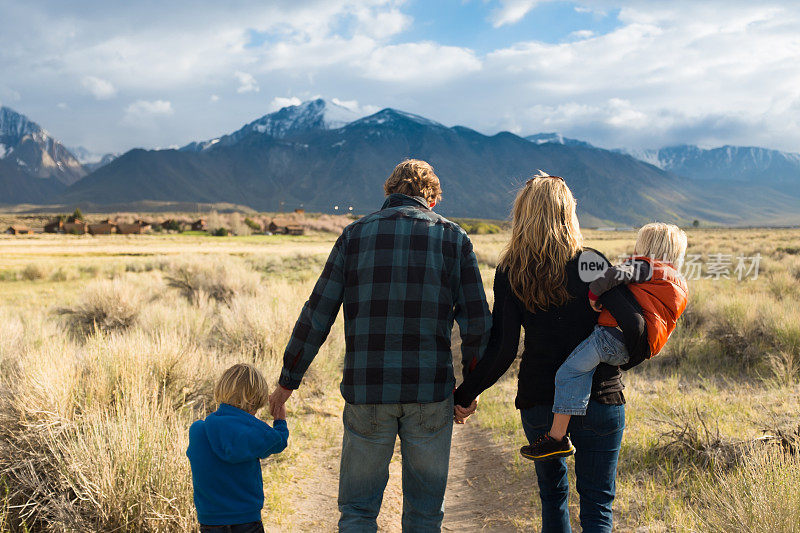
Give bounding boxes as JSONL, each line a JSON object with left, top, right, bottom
{"left": 590, "top": 298, "right": 603, "bottom": 312}
{"left": 454, "top": 398, "right": 479, "bottom": 424}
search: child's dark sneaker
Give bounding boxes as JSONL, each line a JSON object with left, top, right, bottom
{"left": 520, "top": 434, "right": 575, "bottom": 461}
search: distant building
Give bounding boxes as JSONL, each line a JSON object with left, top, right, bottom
{"left": 285, "top": 225, "right": 305, "bottom": 236}
{"left": 268, "top": 218, "right": 305, "bottom": 235}
{"left": 117, "top": 222, "right": 148, "bottom": 235}
{"left": 294, "top": 208, "right": 305, "bottom": 215}
{"left": 5, "top": 225, "right": 34, "bottom": 235}
{"left": 191, "top": 219, "right": 207, "bottom": 231}
{"left": 268, "top": 219, "right": 285, "bottom": 233}
{"left": 63, "top": 221, "right": 88, "bottom": 235}
{"left": 88, "top": 223, "right": 117, "bottom": 235}
{"left": 134, "top": 219, "right": 153, "bottom": 232}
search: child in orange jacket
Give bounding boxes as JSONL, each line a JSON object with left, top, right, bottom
{"left": 522, "top": 223, "right": 689, "bottom": 461}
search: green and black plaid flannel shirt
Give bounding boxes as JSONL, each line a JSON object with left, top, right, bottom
{"left": 279, "top": 193, "right": 492, "bottom": 404}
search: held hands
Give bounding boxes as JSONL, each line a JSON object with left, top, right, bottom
{"left": 268, "top": 385, "right": 293, "bottom": 420}
{"left": 590, "top": 298, "right": 603, "bottom": 312}
{"left": 454, "top": 398, "right": 478, "bottom": 424}
{"left": 272, "top": 401, "right": 287, "bottom": 421}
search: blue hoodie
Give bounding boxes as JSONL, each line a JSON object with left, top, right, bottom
{"left": 186, "top": 403, "right": 289, "bottom": 526}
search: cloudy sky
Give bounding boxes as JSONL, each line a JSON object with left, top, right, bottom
{"left": 1, "top": 0, "right": 798, "bottom": 156}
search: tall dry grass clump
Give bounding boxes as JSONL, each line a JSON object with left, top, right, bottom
{"left": 214, "top": 294, "right": 290, "bottom": 363}
{"left": 21, "top": 263, "right": 48, "bottom": 281}
{"left": 57, "top": 278, "right": 145, "bottom": 339}
{"left": 692, "top": 445, "right": 800, "bottom": 531}
{"left": 0, "top": 330, "right": 205, "bottom": 531}
{"left": 166, "top": 259, "right": 261, "bottom": 305}
{"left": 0, "top": 260, "right": 332, "bottom": 531}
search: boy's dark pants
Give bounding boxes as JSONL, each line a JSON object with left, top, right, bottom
{"left": 199, "top": 522, "right": 264, "bottom": 533}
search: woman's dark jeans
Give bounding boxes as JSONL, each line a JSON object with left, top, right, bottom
{"left": 199, "top": 522, "right": 264, "bottom": 533}
{"left": 520, "top": 400, "right": 625, "bottom": 533}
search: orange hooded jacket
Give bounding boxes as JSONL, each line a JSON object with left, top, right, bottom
{"left": 596, "top": 256, "right": 689, "bottom": 357}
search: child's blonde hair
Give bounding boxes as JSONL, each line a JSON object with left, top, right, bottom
{"left": 214, "top": 363, "right": 269, "bottom": 413}
{"left": 634, "top": 223, "right": 688, "bottom": 266}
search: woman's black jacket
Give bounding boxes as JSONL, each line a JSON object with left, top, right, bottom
{"left": 454, "top": 249, "right": 648, "bottom": 409}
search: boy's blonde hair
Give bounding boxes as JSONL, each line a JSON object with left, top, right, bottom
{"left": 214, "top": 363, "right": 269, "bottom": 413}
{"left": 384, "top": 159, "right": 442, "bottom": 204}
{"left": 634, "top": 223, "right": 688, "bottom": 266}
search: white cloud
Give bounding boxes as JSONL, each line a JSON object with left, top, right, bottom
{"left": 351, "top": 6, "right": 410, "bottom": 38}
{"left": 360, "top": 42, "right": 482, "bottom": 83}
{"left": 331, "top": 97, "right": 379, "bottom": 115}
{"left": 0, "top": 86, "right": 21, "bottom": 104}
{"left": 568, "top": 29, "right": 595, "bottom": 40}
{"left": 269, "top": 96, "right": 302, "bottom": 111}
{"left": 57, "top": 102, "right": 68, "bottom": 109}
{"left": 3, "top": 1, "right": 800, "bottom": 154}
{"left": 82, "top": 76, "right": 117, "bottom": 99}
{"left": 234, "top": 71, "right": 259, "bottom": 93}
{"left": 210, "top": 94, "right": 220, "bottom": 102}
{"left": 491, "top": 0, "right": 547, "bottom": 28}
{"left": 123, "top": 99, "right": 174, "bottom": 126}
{"left": 477, "top": 2, "right": 800, "bottom": 150}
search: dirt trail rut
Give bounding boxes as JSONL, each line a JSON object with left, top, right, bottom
{"left": 266, "top": 422, "right": 533, "bottom": 532}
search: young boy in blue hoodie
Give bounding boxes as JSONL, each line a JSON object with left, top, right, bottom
{"left": 187, "top": 363, "right": 289, "bottom": 532}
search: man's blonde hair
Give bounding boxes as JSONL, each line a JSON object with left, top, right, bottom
{"left": 384, "top": 159, "right": 442, "bottom": 204}
{"left": 634, "top": 223, "right": 688, "bottom": 266}
{"left": 214, "top": 363, "right": 270, "bottom": 413}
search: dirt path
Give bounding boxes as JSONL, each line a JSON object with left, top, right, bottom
{"left": 266, "top": 421, "right": 534, "bottom": 532}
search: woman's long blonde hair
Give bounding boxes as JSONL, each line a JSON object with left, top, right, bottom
{"left": 499, "top": 171, "right": 583, "bottom": 312}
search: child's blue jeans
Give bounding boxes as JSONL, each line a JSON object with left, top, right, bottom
{"left": 553, "top": 325, "right": 630, "bottom": 416}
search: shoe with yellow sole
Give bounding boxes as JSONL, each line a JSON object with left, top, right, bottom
{"left": 520, "top": 434, "right": 575, "bottom": 461}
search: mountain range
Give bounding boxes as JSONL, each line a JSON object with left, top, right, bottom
{"left": 1, "top": 100, "right": 799, "bottom": 225}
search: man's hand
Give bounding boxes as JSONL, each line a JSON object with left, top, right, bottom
{"left": 269, "top": 385, "right": 293, "bottom": 419}
{"left": 273, "top": 401, "right": 287, "bottom": 421}
{"left": 590, "top": 298, "right": 603, "bottom": 312}
{"left": 454, "top": 398, "right": 478, "bottom": 424}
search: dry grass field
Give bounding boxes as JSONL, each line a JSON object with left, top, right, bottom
{"left": 1, "top": 227, "right": 799, "bottom": 532}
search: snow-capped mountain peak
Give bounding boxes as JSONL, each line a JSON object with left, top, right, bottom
{"left": 524, "top": 132, "right": 592, "bottom": 148}
{"left": 181, "top": 98, "right": 370, "bottom": 152}
{"left": 0, "top": 106, "right": 86, "bottom": 185}
{"left": 620, "top": 144, "right": 800, "bottom": 184}
{"left": 348, "top": 108, "right": 444, "bottom": 129}
{"left": 1, "top": 106, "right": 48, "bottom": 147}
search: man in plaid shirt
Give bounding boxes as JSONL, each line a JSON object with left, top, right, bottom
{"left": 269, "top": 159, "right": 491, "bottom": 532}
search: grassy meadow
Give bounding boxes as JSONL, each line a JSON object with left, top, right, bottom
{"left": 0, "top": 227, "right": 799, "bottom": 532}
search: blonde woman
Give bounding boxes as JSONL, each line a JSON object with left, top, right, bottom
{"left": 454, "top": 172, "right": 647, "bottom": 532}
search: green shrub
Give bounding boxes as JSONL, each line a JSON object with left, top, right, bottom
{"left": 455, "top": 220, "right": 502, "bottom": 235}
{"left": 161, "top": 220, "right": 183, "bottom": 232}
{"left": 472, "top": 222, "right": 501, "bottom": 234}
{"left": 244, "top": 217, "right": 262, "bottom": 232}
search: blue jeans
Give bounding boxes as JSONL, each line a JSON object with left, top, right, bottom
{"left": 338, "top": 396, "right": 454, "bottom": 533}
{"left": 553, "top": 326, "right": 629, "bottom": 416}
{"left": 199, "top": 522, "right": 264, "bottom": 533}
{"left": 521, "top": 401, "right": 625, "bottom": 533}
